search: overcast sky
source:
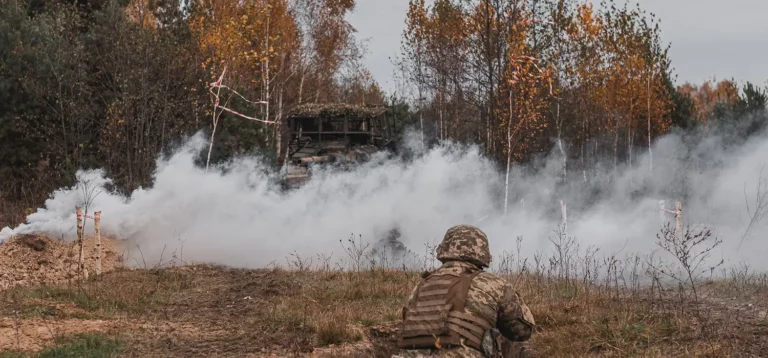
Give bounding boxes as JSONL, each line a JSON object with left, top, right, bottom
{"left": 347, "top": 0, "right": 768, "bottom": 95}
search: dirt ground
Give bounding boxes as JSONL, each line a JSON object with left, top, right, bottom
{"left": 0, "top": 233, "right": 124, "bottom": 289}
{"left": 0, "top": 265, "right": 408, "bottom": 357}
{"left": 0, "top": 241, "right": 767, "bottom": 357}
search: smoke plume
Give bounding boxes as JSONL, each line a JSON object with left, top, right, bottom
{"left": 1, "top": 120, "right": 767, "bottom": 271}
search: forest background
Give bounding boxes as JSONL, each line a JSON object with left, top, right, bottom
{"left": 0, "top": 0, "right": 766, "bottom": 228}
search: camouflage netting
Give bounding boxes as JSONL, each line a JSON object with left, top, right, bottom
{"left": 0, "top": 233, "right": 124, "bottom": 289}
{"left": 287, "top": 103, "right": 386, "bottom": 119}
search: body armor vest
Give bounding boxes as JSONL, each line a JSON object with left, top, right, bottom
{"left": 397, "top": 267, "right": 493, "bottom": 351}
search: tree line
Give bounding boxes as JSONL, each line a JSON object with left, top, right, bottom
{"left": 0, "top": 0, "right": 766, "bottom": 227}
{"left": 0, "top": 0, "right": 384, "bottom": 226}
{"left": 397, "top": 0, "right": 767, "bottom": 190}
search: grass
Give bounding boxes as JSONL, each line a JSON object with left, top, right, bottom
{"left": 1, "top": 227, "right": 767, "bottom": 356}
{"left": 38, "top": 334, "right": 123, "bottom": 358}
{"left": 1, "top": 268, "right": 196, "bottom": 319}
{"left": 1, "top": 334, "right": 123, "bottom": 358}
{"left": 2, "top": 264, "right": 766, "bottom": 357}
{"left": 1, "top": 266, "right": 418, "bottom": 356}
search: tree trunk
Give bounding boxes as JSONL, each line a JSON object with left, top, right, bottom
{"left": 613, "top": 115, "right": 620, "bottom": 173}
{"left": 582, "top": 145, "right": 587, "bottom": 182}
{"left": 205, "top": 115, "right": 219, "bottom": 172}
{"left": 556, "top": 101, "right": 566, "bottom": 182}
{"left": 419, "top": 111, "right": 425, "bottom": 147}
{"left": 504, "top": 131, "right": 512, "bottom": 216}
{"left": 439, "top": 90, "right": 444, "bottom": 141}
{"left": 206, "top": 68, "right": 226, "bottom": 172}
{"left": 504, "top": 93, "right": 513, "bottom": 216}
{"left": 298, "top": 67, "right": 305, "bottom": 105}
{"left": 264, "top": 16, "right": 272, "bottom": 150}
{"left": 276, "top": 89, "right": 284, "bottom": 167}
{"left": 484, "top": 3, "right": 495, "bottom": 155}
{"left": 648, "top": 74, "right": 653, "bottom": 172}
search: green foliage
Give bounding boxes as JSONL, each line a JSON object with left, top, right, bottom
{"left": 0, "top": 352, "right": 27, "bottom": 358}
{"left": 0, "top": 0, "right": 208, "bottom": 224}
{"left": 0, "top": 0, "right": 386, "bottom": 227}
{"left": 739, "top": 82, "right": 768, "bottom": 113}
{"left": 0, "top": 333, "right": 123, "bottom": 358}
{"left": 706, "top": 81, "right": 768, "bottom": 136}
{"left": 664, "top": 74, "right": 697, "bottom": 130}
{"left": 38, "top": 333, "right": 123, "bottom": 358}
{"left": 385, "top": 94, "right": 418, "bottom": 137}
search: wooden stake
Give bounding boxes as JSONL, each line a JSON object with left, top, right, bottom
{"left": 76, "top": 207, "right": 85, "bottom": 278}
{"left": 94, "top": 211, "right": 102, "bottom": 276}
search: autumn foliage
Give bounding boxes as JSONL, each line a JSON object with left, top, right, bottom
{"left": 0, "top": 0, "right": 383, "bottom": 226}
{"left": 401, "top": 0, "right": 678, "bottom": 174}
{"left": 0, "top": 0, "right": 766, "bottom": 227}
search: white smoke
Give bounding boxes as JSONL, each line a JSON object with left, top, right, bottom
{"left": 1, "top": 121, "right": 767, "bottom": 270}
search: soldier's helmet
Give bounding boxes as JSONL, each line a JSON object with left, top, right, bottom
{"left": 436, "top": 224, "right": 492, "bottom": 268}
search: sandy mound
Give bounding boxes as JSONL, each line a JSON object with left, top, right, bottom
{"left": 0, "top": 233, "right": 124, "bottom": 289}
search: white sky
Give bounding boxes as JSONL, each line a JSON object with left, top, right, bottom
{"left": 347, "top": 0, "right": 768, "bottom": 95}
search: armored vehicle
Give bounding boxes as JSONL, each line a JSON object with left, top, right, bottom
{"left": 282, "top": 103, "right": 395, "bottom": 188}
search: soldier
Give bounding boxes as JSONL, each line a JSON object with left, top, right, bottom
{"left": 392, "top": 224, "right": 535, "bottom": 358}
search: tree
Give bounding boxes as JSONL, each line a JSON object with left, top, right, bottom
{"left": 498, "top": 8, "right": 554, "bottom": 214}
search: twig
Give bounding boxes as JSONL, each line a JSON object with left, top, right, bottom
{"left": 137, "top": 244, "right": 147, "bottom": 269}
{"left": 153, "top": 244, "right": 168, "bottom": 270}
{"left": 740, "top": 165, "right": 768, "bottom": 247}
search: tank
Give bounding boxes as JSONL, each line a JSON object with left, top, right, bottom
{"left": 281, "top": 103, "right": 395, "bottom": 188}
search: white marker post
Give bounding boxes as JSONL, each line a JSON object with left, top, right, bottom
{"left": 675, "top": 201, "right": 683, "bottom": 239}
{"left": 76, "top": 207, "right": 87, "bottom": 280}
{"left": 560, "top": 199, "right": 568, "bottom": 237}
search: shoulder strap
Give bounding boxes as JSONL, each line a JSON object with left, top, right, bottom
{"left": 451, "top": 269, "right": 482, "bottom": 312}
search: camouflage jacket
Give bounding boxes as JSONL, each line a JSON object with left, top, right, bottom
{"left": 393, "top": 261, "right": 535, "bottom": 357}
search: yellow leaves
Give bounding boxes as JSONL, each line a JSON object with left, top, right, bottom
{"left": 190, "top": 0, "right": 296, "bottom": 78}
{"left": 405, "top": 0, "right": 429, "bottom": 44}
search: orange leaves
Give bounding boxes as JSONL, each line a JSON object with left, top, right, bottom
{"left": 405, "top": 0, "right": 429, "bottom": 43}
{"left": 424, "top": 0, "right": 466, "bottom": 49}
{"left": 125, "top": 0, "right": 159, "bottom": 31}
{"left": 397, "top": 0, "right": 678, "bottom": 166}
{"left": 496, "top": 7, "right": 556, "bottom": 161}
{"left": 190, "top": 0, "right": 297, "bottom": 79}
{"left": 405, "top": 0, "right": 469, "bottom": 69}
{"left": 679, "top": 79, "right": 741, "bottom": 125}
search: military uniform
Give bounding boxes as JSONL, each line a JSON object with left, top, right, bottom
{"left": 393, "top": 225, "right": 535, "bottom": 358}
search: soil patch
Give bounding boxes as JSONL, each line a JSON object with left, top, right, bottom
{"left": 0, "top": 233, "right": 124, "bottom": 289}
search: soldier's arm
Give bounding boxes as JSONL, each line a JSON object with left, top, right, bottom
{"left": 496, "top": 284, "right": 535, "bottom": 342}
{"left": 402, "top": 284, "right": 419, "bottom": 320}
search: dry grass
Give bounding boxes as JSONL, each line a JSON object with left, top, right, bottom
{"left": 0, "top": 263, "right": 766, "bottom": 357}
{"left": 1, "top": 226, "right": 767, "bottom": 357}
{"left": 0, "top": 266, "right": 418, "bottom": 357}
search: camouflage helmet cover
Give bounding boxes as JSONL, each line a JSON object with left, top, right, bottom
{"left": 436, "top": 224, "right": 492, "bottom": 268}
